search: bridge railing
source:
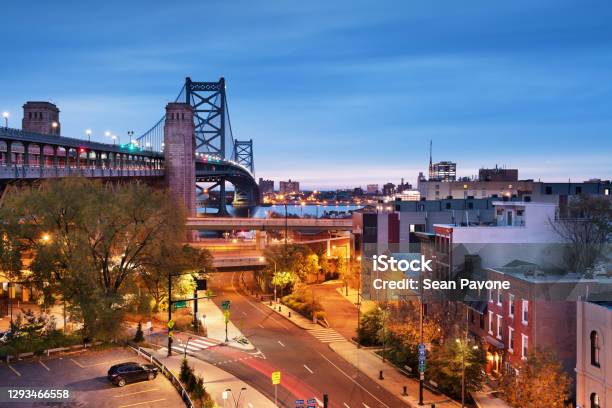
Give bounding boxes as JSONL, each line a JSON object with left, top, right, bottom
{"left": 187, "top": 217, "right": 353, "bottom": 227}
{"left": 0, "top": 165, "right": 163, "bottom": 179}
{"left": 212, "top": 256, "right": 266, "bottom": 268}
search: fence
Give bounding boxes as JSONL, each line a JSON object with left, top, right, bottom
{"left": 128, "top": 344, "right": 194, "bottom": 408}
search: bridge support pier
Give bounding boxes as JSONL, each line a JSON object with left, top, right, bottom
{"left": 164, "top": 103, "right": 196, "bottom": 218}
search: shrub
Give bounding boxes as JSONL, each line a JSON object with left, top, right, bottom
{"left": 133, "top": 322, "right": 144, "bottom": 343}
{"left": 280, "top": 287, "right": 325, "bottom": 320}
{"left": 357, "top": 308, "right": 383, "bottom": 346}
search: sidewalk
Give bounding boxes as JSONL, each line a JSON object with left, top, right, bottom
{"left": 329, "top": 341, "right": 460, "bottom": 408}
{"left": 199, "top": 297, "right": 255, "bottom": 351}
{"left": 472, "top": 386, "right": 511, "bottom": 408}
{"left": 147, "top": 347, "right": 276, "bottom": 408}
{"left": 334, "top": 285, "right": 377, "bottom": 314}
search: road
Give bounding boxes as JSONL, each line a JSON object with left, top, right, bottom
{"left": 190, "top": 271, "right": 408, "bottom": 408}
{"left": 311, "top": 281, "right": 359, "bottom": 341}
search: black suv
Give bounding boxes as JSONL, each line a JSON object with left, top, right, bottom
{"left": 107, "top": 362, "right": 159, "bottom": 387}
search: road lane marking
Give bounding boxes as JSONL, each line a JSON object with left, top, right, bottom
{"left": 118, "top": 399, "right": 166, "bottom": 408}
{"left": 229, "top": 273, "right": 290, "bottom": 330}
{"left": 39, "top": 360, "right": 50, "bottom": 371}
{"left": 315, "top": 398, "right": 323, "bottom": 407}
{"left": 277, "top": 340, "right": 285, "bottom": 347}
{"left": 7, "top": 364, "right": 21, "bottom": 377}
{"left": 363, "top": 404, "right": 371, "bottom": 408}
{"left": 303, "top": 364, "right": 313, "bottom": 374}
{"left": 317, "top": 352, "right": 390, "bottom": 408}
{"left": 242, "top": 311, "right": 247, "bottom": 316}
{"left": 343, "top": 404, "right": 350, "bottom": 408}
{"left": 114, "top": 388, "right": 159, "bottom": 398}
{"left": 70, "top": 358, "right": 84, "bottom": 368}
{"left": 258, "top": 324, "right": 264, "bottom": 329}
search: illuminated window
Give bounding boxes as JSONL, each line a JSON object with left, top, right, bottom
{"left": 508, "top": 294, "right": 515, "bottom": 317}
{"left": 508, "top": 327, "right": 514, "bottom": 352}
{"left": 590, "top": 393, "right": 600, "bottom": 408}
{"left": 521, "top": 334, "right": 528, "bottom": 359}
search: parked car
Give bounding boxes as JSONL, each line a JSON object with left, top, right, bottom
{"left": 107, "top": 362, "right": 159, "bottom": 387}
{"left": 0, "top": 331, "right": 14, "bottom": 344}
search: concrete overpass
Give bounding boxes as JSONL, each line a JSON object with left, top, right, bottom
{"left": 185, "top": 217, "right": 353, "bottom": 231}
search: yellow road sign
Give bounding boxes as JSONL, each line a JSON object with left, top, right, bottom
{"left": 271, "top": 371, "right": 281, "bottom": 385}
{"left": 167, "top": 320, "right": 175, "bottom": 329}
{"left": 224, "top": 310, "right": 230, "bottom": 323}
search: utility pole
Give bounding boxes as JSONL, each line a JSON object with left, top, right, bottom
{"left": 167, "top": 272, "right": 173, "bottom": 357}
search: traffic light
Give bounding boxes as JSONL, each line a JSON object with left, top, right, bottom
{"left": 323, "top": 394, "right": 328, "bottom": 408}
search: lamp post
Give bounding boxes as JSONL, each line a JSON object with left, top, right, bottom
{"left": 2, "top": 111, "right": 9, "bottom": 128}
{"left": 86, "top": 129, "right": 92, "bottom": 142}
{"left": 224, "top": 387, "right": 247, "bottom": 408}
{"left": 356, "top": 255, "right": 362, "bottom": 348}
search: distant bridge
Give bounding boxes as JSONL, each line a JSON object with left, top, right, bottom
{"left": 0, "top": 77, "right": 259, "bottom": 214}
{"left": 185, "top": 217, "right": 354, "bottom": 231}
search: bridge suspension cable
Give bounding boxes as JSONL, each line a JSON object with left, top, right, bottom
{"left": 135, "top": 85, "right": 186, "bottom": 152}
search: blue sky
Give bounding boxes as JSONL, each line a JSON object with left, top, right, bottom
{"left": 1, "top": 1, "right": 611, "bottom": 189}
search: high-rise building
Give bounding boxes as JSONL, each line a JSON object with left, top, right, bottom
{"left": 382, "top": 183, "right": 396, "bottom": 196}
{"left": 366, "top": 184, "right": 379, "bottom": 195}
{"left": 279, "top": 179, "right": 300, "bottom": 194}
{"left": 429, "top": 161, "right": 457, "bottom": 181}
{"left": 258, "top": 178, "right": 274, "bottom": 195}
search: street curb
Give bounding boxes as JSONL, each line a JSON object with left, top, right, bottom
{"left": 262, "top": 302, "right": 320, "bottom": 330}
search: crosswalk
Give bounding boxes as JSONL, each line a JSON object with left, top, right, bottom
{"left": 171, "top": 337, "right": 220, "bottom": 354}
{"left": 308, "top": 328, "right": 346, "bottom": 343}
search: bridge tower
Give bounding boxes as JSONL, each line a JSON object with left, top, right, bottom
{"left": 22, "top": 101, "right": 60, "bottom": 135}
{"left": 164, "top": 103, "right": 196, "bottom": 217}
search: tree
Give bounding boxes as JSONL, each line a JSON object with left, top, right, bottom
{"left": 551, "top": 195, "right": 612, "bottom": 276}
{"left": 500, "top": 348, "right": 571, "bottom": 408}
{"left": 428, "top": 338, "right": 485, "bottom": 401}
{"left": 138, "top": 244, "right": 214, "bottom": 313}
{"left": 357, "top": 308, "right": 384, "bottom": 346}
{"left": 336, "top": 256, "right": 350, "bottom": 295}
{"left": 272, "top": 270, "right": 297, "bottom": 298}
{"left": 0, "top": 177, "right": 186, "bottom": 341}
{"left": 179, "top": 358, "right": 194, "bottom": 385}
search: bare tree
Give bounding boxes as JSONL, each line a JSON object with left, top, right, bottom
{"left": 550, "top": 195, "right": 611, "bottom": 276}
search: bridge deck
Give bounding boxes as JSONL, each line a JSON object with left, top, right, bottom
{"left": 186, "top": 217, "right": 353, "bottom": 231}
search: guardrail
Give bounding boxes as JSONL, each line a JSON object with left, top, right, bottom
{"left": 128, "top": 344, "right": 194, "bottom": 408}
{"left": 212, "top": 256, "right": 266, "bottom": 267}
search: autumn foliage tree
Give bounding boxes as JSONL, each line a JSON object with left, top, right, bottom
{"left": 0, "top": 177, "right": 208, "bottom": 341}
{"left": 500, "top": 348, "right": 571, "bottom": 408}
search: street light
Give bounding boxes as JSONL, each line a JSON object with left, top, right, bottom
{"left": 85, "top": 129, "right": 92, "bottom": 142}
{"left": 224, "top": 387, "right": 247, "bottom": 408}
{"left": 52, "top": 122, "right": 58, "bottom": 134}
{"left": 2, "top": 111, "right": 9, "bottom": 128}
{"left": 111, "top": 135, "right": 117, "bottom": 145}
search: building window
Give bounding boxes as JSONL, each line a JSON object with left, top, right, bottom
{"left": 496, "top": 315, "right": 503, "bottom": 340}
{"left": 508, "top": 327, "right": 514, "bottom": 352}
{"left": 575, "top": 186, "right": 582, "bottom": 194}
{"left": 522, "top": 299, "right": 528, "bottom": 324}
{"left": 488, "top": 289, "right": 493, "bottom": 303}
{"left": 445, "top": 202, "right": 451, "bottom": 210}
{"left": 590, "top": 393, "right": 600, "bottom": 408}
{"left": 521, "top": 334, "right": 528, "bottom": 359}
{"left": 545, "top": 186, "right": 552, "bottom": 194}
{"left": 590, "top": 330, "right": 601, "bottom": 367}
{"left": 479, "top": 313, "right": 485, "bottom": 330}
{"left": 488, "top": 311, "right": 493, "bottom": 335}
{"left": 508, "top": 294, "right": 515, "bottom": 318}
{"left": 497, "top": 289, "right": 502, "bottom": 305}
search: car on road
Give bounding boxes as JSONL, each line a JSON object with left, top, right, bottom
{"left": 0, "top": 331, "right": 14, "bottom": 344}
{"left": 107, "top": 362, "right": 159, "bottom": 387}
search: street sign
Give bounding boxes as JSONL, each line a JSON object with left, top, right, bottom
{"left": 224, "top": 310, "right": 230, "bottom": 323}
{"left": 167, "top": 320, "right": 175, "bottom": 329}
{"left": 418, "top": 362, "right": 426, "bottom": 373}
{"left": 271, "top": 371, "right": 281, "bottom": 385}
{"left": 221, "top": 300, "right": 231, "bottom": 310}
{"left": 174, "top": 300, "right": 187, "bottom": 310}
{"left": 418, "top": 343, "right": 426, "bottom": 352}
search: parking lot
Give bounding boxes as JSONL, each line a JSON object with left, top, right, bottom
{"left": 0, "top": 347, "right": 185, "bottom": 407}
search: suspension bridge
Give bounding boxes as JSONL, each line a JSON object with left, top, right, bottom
{"left": 0, "top": 77, "right": 259, "bottom": 215}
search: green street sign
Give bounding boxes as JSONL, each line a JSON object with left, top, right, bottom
{"left": 174, "top": 301, "right": 187, "bottom": 310}
{"left": 221, "top": 300, "right": 231, "bottom": 310}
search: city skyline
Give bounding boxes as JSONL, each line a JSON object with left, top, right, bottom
{"left": 1, "top": 0, "right": 611, "bottom": 189}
